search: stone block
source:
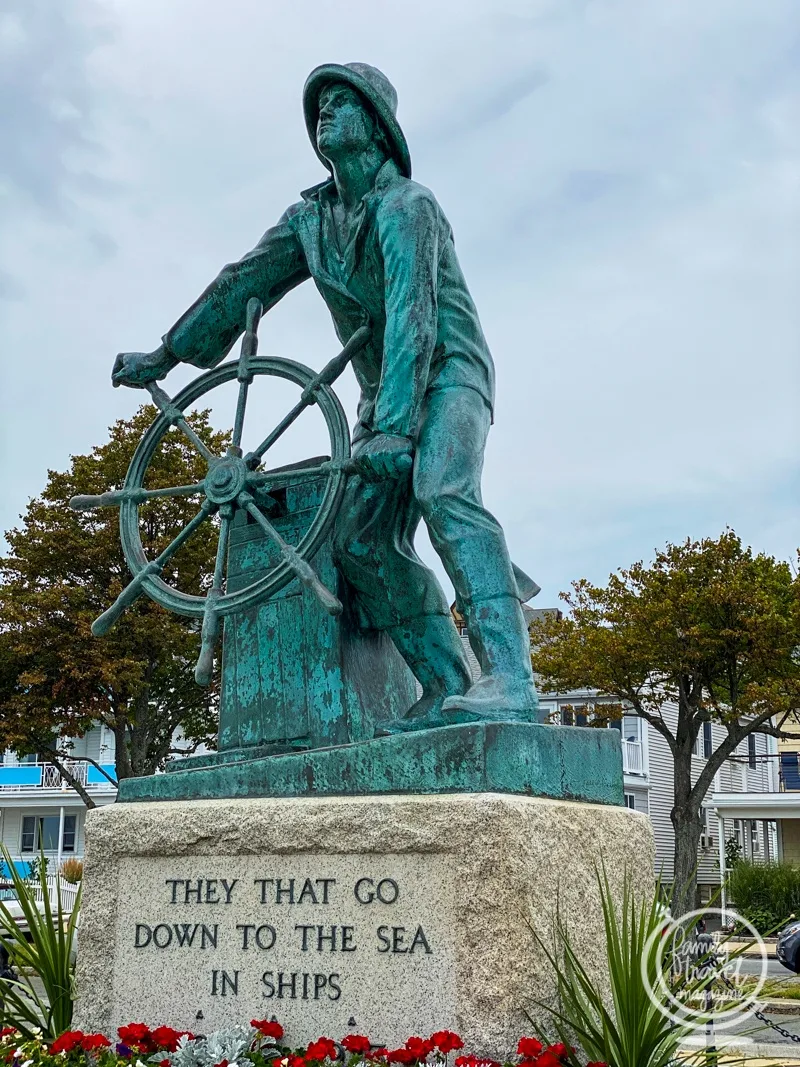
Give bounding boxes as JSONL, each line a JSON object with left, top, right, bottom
{"left": 75, "top": 793, "right": 653, "bottom": 1056}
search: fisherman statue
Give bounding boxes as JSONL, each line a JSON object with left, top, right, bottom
{"left": 111, "top": 62, "right": 540, "bottom": 732}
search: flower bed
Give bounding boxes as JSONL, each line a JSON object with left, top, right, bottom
{"left": 0, "top": 1023, "right": 605, "bottom": 1067}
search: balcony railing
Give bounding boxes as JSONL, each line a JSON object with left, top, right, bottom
{"left": 0, "top": 761, "right": 116, "bottom": 792}
{"left": 622, "top": 739, "right": 644, "bottom": 775}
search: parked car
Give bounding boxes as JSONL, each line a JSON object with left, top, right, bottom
{"left": 777, "top": 919, "right": 800, "bottom": 973}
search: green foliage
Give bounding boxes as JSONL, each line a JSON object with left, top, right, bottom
{"left": 0, "top": 846, "right": 81, "bottom": 1038}
{"left": 24, "top": 855, "right": 50, "bottom": 885}
{"left": 725, "top": 835, "right": 743, "bottom": 871}
{"left": 727, "top": 859, "right": 800, "bottom": 934}
{"left": 529, "top": 531, "right": 800, "bottom": 914}
{"left": 527, "top": 870, "right": 701, "bottom": 1067}
{"left": 0, "top": 407, "right": 227, "bottom": 783}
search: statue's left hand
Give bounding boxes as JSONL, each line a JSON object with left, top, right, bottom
{"left": 354, "top": 434, "right": 414, "bottom": 482}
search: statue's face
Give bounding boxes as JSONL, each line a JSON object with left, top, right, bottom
{"left": 316, "top": 84, "right": 377, "bottom": 160}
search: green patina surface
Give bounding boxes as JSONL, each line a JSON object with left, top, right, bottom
{"left": 217, "top": 468, "right": 415, "bottom": 754}
{"left": 118, "top": 721, "right": 623, "bottom": 805}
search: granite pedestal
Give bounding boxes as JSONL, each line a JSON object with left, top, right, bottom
{"left": 75, "top": 793, "right": 654, "bottom": 1056}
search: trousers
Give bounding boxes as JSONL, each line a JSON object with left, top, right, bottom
{"left": 332, "top": 385, "right": 519, "bottom": 631}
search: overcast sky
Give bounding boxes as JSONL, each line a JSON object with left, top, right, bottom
{"left": 1, "top": 0, "right": 798, "bottom": 607}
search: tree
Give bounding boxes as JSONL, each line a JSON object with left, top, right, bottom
{"left": 0, "top": 406, "right": 228, "bottom": 805}
{"left": 529, "top": 531, "right": 800, "bottom": 917}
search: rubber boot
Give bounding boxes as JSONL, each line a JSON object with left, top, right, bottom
{"left": 376, "top": 615, "right": 471, "bottom": 735}
{"left": 441, "top": 595, "right": 539, "bottom": 722}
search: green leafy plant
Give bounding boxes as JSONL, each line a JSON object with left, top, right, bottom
{"left": 526, "top": 869, "right": 707, "bottom": 1067}
{"left": 727, "top": 859, "right": 799, "bottom": 934}
{"left": 0, "top": 844, "right": 81, "bottom": 1037}
{"left": 724, "top": 835, "right": 743, "bottom": 871}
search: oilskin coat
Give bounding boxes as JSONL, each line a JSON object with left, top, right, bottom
{"left": 164, "top": 159, "right": 495, "bottom": 444}
{"left": 163, "top": 158, "right": 523, "bottom": 630}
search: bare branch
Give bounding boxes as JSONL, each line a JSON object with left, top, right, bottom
{"left": 41, "top": 748, "right": 97, "bottom": 810}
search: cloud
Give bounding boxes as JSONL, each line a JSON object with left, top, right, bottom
{"left": 0, "top": 0, "right": 797, "bottom": 610}
{"left": 0, "top": 1, "right": 108, "bottom": 215}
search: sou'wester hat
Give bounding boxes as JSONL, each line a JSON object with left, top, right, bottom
{"left": 303, "top": 62, "right": 411, "bottom": 179}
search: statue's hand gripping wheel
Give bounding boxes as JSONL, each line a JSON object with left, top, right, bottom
{"left": 70, "top": 300, "right": 384, "bottom": 686}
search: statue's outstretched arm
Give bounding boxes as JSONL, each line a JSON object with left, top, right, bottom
{"left": 112, "top": 209, "right": 309, "bottom": 388}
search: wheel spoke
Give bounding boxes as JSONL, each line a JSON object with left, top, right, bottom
{"left": 194, "top": 508, "right": 231, "bottom": 686}
{"left": 70, "top": 481, "right": 206, "bottom": 511}
{"left": 244, "top": 324, "right": 371, "bottom": 469}
{"left": 238, "top": 491, "right": 342, "bottom": 615}
{"left": 145, "top": 382, "right": 216, "bottom": 464}
{"left": 92, "top": 500, "right": 214, "bottom": 636}
{"left": 231, "top": 298, "right": 263, "bottom": 451}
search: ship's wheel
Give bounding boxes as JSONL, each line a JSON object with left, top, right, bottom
{"left": 71, "top": 299, "right": 372, "bottom": 684}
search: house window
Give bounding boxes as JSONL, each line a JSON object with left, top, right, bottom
{"left": 20, "top": 818, "right": 36, "bottom": 853}
{"left": 750, "top": 821, "right": 760, "bottom": 854}
{"left": 748, "top": 735, "right": 757, "bottom": 769}
{"left": 738, "top": 815, "right": 750, "bottom": 849}
{"left": 20, "top": 815, "right": 77, "bottom": 853}
{"left": 624, "top": 793, "right": 636, "bottom": 810}
{"left": 561, "top": 704, "right": 589, "bottom": 727}
{"left": 703, "top": 722, "right": 712, "bottom": 759}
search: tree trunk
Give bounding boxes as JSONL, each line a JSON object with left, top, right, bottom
{"left": 671, "top": 742, "right": 703, "bottom": 918}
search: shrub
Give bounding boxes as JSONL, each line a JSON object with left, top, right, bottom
{"left": 526, "top": 869, "right": 723, "bottom": 1067}
{"left": 61, "top": 858, "right": 84, "bottom": 884}
{"left": 727, "top": 860, "right": 800, "bottom": 934}
{"left": 0, "top": 845, "right": 81, "bottom": 1038}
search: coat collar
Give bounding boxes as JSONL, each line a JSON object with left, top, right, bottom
{"left": 299, "top": 157, "right": 402, "bottom": 203}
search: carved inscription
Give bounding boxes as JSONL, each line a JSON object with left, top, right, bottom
{"left": 131, "top": 873, "right": 436, "bottom": 1001}
{"left": 112, "top": 854, "right": 457, "bottom": 1038}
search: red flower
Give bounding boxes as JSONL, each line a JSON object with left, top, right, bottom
{"left": 306, "top": 1038, "right": 337, "bottom": 1062}
{"left": 214, "top": 1060, "right": 229, "bottom": 1067}
{"left": 585, "top": 1063, "right": 608, "bottom": 1067}
{"left": 431, "top": 1033, "right": 463, "bottom": 1055}
{"left": 252, "top": 1020, "right": 285, "bottom": 1041}
{"left": 51, "top": 1032, "right": 86, "bottom": 1054}
{"left": 516, "top": 1039, "right": 543, "bottom": 1059}
{"left": 366, "top": 1049, "right": 388, "bottom": 1062}
{"left": 342, "top": 1036, "right": 372, "bottom": 1055}
{"left": 404, "top": 1038, "right": 433, "bottom": 1060}
{"left": 0, "top": 1031, "right": 15, "bottom": 1041}
{"left": 544, "top": 1045, "right": 570, "bottom": 1060}
{"left": 81, "top": 1035, "right": 111, "bottom": 1052}
{"left": 290, "top": 1057, "right": 308, "bottom": 1067}
{"left": 118, "top": 1024, "right": 151, "bottom": 1046}
{"left": 151, "top": 1027, "right": 184, "bottom": 1052}
{"left": 388, "top": 1051, "right": 415, "bottom": 1065}
{"left": 532, "top": 1056, "right": 561, "bottom": 1067}
{"left": 160, "top": 1060, "right": 171, "bottom": 1067}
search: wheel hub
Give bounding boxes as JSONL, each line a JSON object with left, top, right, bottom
{"left": 205, "top": 455, "right": 247, "bottom": 505}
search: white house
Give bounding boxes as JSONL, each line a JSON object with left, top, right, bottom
{"left": 534, "top": 686, "right": 778, "bottom": 900}
{"left": 0, "top": 724, "right": 117, "bottom": 873}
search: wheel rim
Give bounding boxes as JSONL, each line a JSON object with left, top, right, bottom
{"left": 120, "top": 356, "right": 350, "bottom": 618}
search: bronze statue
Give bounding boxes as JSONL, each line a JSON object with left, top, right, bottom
{"left": 111, "top": 63, "right": 540, "bottom": 730}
